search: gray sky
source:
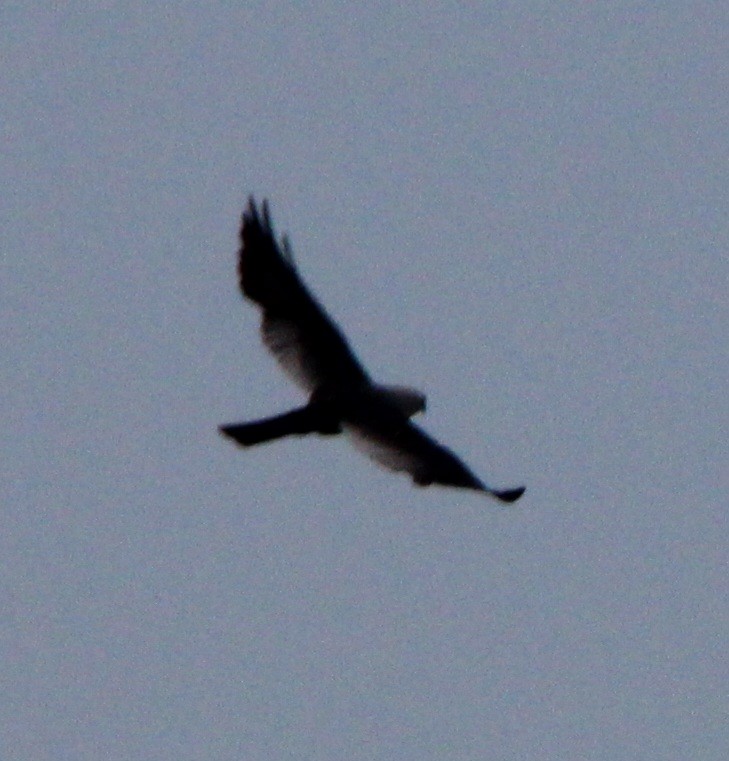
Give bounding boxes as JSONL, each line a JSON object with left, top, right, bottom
{"left": 2, "top": 3, "right": 727, "bottom": 760}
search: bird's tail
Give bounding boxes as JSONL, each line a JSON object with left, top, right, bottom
{"left": 219, "top": 405, "right": 340, "bottom": 447}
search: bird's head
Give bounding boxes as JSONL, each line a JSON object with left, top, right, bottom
{"left": 376, "top": 384, "right": 427, "bottom": 418}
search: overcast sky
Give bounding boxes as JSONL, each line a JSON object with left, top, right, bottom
{"left": 2, "top": 3, "right": 727, "bottom": 760}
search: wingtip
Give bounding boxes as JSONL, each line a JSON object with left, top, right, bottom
{"left": 242, "top": 196, "right": 271, "bottom": 223}
{"left": 241, "top": 196, "right": 257, "bottom": 233}
{"left": 240, "top": 196, "right": 275, "bottom": 249}
{"left": 261, "top": 198, "right": 271, "bottom": 228}
{"left": 490, "top": 486, "right": 526, "bottom": 503}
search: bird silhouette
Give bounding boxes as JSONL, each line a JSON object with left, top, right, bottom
{"left": 219, "top": 198, "right": 525, "bottom": 502}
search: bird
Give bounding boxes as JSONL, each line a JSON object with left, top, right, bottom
{"left": 219, "top": 198, "right": 525, "bottom": 503}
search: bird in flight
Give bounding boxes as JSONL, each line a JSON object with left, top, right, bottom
{"left": 219, "top": 198, "right": 525, "bottom": 502}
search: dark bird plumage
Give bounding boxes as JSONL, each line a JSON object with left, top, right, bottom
{"left": 219, "top": 198, "right": 525, "bottom": 503}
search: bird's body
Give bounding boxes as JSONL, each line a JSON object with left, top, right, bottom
{"left": 219, "top": 198, "right": 525, "bottom": 503}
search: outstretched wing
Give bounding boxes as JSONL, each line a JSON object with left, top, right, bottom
{"left": 238, "top": 198, "right": 370, "bottom": 393}
{"left": 346, "top": 417, "right": 525, "bottom": 502}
